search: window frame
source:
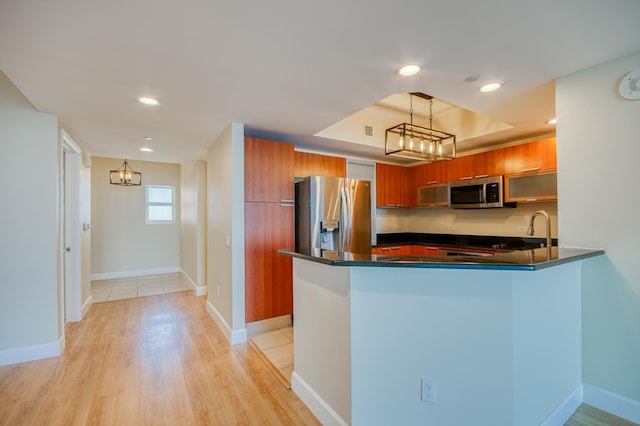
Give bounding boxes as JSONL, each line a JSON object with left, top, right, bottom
{"left": 145, "top": 185, "right": 175, "bottom": 224}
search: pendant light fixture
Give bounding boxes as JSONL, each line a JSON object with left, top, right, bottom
{"left": 110, "top": 159, "right": 142, "bottom": 186}
{"left": 385, "top": 93, "right": 456, "bottom": 162}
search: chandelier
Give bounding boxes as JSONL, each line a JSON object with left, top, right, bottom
{"left": 385, "top": 93, "right": 456, "bottom": 161}
{"left": 110, "top": 159, "right": 141, "bottom": 186}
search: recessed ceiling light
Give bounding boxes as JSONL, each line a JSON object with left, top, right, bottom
{"left": 140, "top": 147, "right": 154, "bottom": 152}
{"left": 478, "top": 82, "right": 504, "bottom": 93}
{"left": 397, "top": 64, "right": 423, "bottom": 77}
{"left": 139, "top": 97, "right": 158, "bottom": 105}
{"left": 143, "top": 136, "right": 153, "bottom": 141}
{"left": 546, "top": 118, "right": 557, "bottom": 125}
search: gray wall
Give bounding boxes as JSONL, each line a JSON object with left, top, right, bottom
{"left": 206, "top": 123, "right": 246, "bottom": 341}
{"left": 557, "top": 52, "right": 640, "bottom": 402}
{"left": 0, "top": 69, "right": 60, "bottom": 360}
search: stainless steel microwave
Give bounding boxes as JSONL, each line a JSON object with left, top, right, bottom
{"left": 448, "top": 175, "right": 506, "bottom": 208}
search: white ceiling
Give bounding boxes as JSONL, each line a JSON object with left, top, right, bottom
{"left": 1, "top": 0, "right": 639, "bottom": 164}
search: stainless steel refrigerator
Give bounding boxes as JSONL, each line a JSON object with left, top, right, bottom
{"left": 295, "top": 176, "right": 371, "bottom": 254}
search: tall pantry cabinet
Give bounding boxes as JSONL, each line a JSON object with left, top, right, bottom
{"left": 244, "top": 137, "right": 295, "bottom": 323}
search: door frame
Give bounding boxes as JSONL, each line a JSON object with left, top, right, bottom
{"left": 60, "top": 129, "right": 82, "bottom": 328}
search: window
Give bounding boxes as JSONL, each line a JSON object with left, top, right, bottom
{"left": 146, "top": 185, "right": 174, "bottom": 223}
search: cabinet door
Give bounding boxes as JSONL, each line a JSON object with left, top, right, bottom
{"left": 245, "top": 202, "right": 294, "bottom": 323}
{"left": 475, "top": 149, "right": 505, "bottom": 177}
{"left": 415, "top": 162, "right": 446, "bottom": 187}
{"left": 504, "top": 138, "right": 556, "bottom": 174}
{"left": 504, "top": 171, "right": 558, "bottom": 203}
{"left": 446, "top": 156, "right": 476, "bottom": 181}
{"left": 417, "top": 184, "right": 448, "bottom": 207}
{"left": 245, "top": 137, "right": 295, "bottom": 202}
{"left": 294, "top": 151, "right": 346, "bottom": 178}
{"left": 376, "top": 164, "right": 395, "bottom": 207}
{"left": 376, "top": 163, "right": 413, "bottom": 207}
{"left": 412, "top": 245, "right": 440, "bottom": 256}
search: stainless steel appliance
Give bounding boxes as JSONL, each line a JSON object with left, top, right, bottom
{"left": 295, "top": 176, "right": 371, "bottom": 254}
{"left": 449, "top": 175, "right": 511, "bottom": 209}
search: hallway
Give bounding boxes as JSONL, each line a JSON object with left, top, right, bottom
{"left": 0, "top": 292, "right": 319, "bottom": 425}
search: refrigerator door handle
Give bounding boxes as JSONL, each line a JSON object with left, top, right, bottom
{"left": 340, "top": 184, "right": 351, "bottom": 252}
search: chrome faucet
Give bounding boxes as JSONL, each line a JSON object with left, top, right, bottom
{"left": 527, "top": 210, "right": 552, "bottom": 248}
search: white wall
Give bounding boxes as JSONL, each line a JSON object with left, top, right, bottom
{"left": 377, "top": 202, "right": 558, "bottom": 239}
{"left": 180, "top": 160, "right": 206, "bottom": 291}
{"left": 205, "top": 123, "right": 246, "bottom": 343}
{"left": 0, "top": 69, "right": 60, "bottom": 363}
{"left": 90, "top": 157, "right": 181, "bottom": 277}
{"left": 557, "top": 52, "right": 640, "bottom": 403}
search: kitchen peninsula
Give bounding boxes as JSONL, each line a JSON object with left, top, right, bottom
{"left": 280, "top": 247, "right": 604, "bottom": 426}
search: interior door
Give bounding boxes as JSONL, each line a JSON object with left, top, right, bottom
{"left": 61, "top": 131, "right": 82, "bottom": 324}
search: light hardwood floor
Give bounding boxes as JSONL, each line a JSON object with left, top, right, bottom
{"left": 0, "top": 292, "right": 319, "bottom": 426}
{"left": 566, "top": 404, "right": 638, "bottom": 426}
{"left": 0, "top": 292, "right": 635, "bottom": 426}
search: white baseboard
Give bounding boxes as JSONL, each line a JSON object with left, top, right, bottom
{"left": 583, "top": 383, "right": 640, "bottom": 424}
{"left": 246, "top": 314, "right": 292, "bottom": 336}
{"left": 291, "top": 372, "right": 348, "bottom": 426}
{"left": 179, "top": 269, "right": 206, "bottom": 296}
{"left": 205, "top": 300, "right": 247, "bottom": 345}
{"left": 541, "top": 383, "right": 583, "bottom": 426}
{"left": 0, "top": 338, "right": 62, "bottom": 367}
{"left": 81, "top": 294, "right": 93, "bottom": 319}
{"left": 91, "top": 266, "right": 180, "bottom": 281}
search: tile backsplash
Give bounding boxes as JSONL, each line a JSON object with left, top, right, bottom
{"left": 376, "top": 202, "right": 558, "bottom": 239}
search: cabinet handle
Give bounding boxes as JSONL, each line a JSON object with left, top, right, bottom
{"left": 395, "top": 204, "right": 405, "bottom": 207}
{"left": 391, "top": 247, "right": 400, "bottom": 250}
{"left": 474, "top": 174, "right": 489, "bottom": 178}
{"left": 521, "top": 167, "right": 540, "bottom": 173}
{"left": 280, "top": 203, "right": 295, "bottom": 207}
{"left": 381, "top": 247, "right": 391, "bottom": 251}
{"left": 525, "top": 198, "right": 537, "bottom": 202}
{"left": 280, "top": 199, "right": 295, "bottom": 203}
{"left": 460, "top": 176, "right": 473, "bottom": 180}
{"left": 426, "top": 180, "right": 438, "bottom": 185}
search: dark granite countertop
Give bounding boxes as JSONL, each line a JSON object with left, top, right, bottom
{"left": 279, "top": 246, "right": 604, "bottom": 271}
{"left": 375, "top": 232, "right": 557, "bottom": 251}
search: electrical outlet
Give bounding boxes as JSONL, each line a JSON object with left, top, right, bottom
{"left": 421, "top": 378, "right": 437, "bottom": 403}
{"left": 447, "top": 225, "right": 455, "bottom": 230}
{"left": 516, "top": 226, "right": 526, "bottom": 233}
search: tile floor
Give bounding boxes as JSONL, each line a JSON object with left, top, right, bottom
{"left": 91, "top": 273, "right": 192, "bottom": 303}
{"left": 249, "top": 326, "right": 294, "bottom": 389}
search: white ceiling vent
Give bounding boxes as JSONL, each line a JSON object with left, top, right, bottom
{"left": 364, "top": 125, "right": 374, "bottom": 137}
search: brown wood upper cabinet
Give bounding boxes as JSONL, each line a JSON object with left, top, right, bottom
{"left": 504, "top": 137, "right": 556, "bottom": 174}
{"left": 294, "top": 151, "right": 346, "bottom": 178}
{"left": 446, "top": 150, "right": 505, "bottom": 182}
{"left": 414, "top": 161, "right": 446, "bottom": 186}
{"left": 376, "top": 163, "right": 415, "bottom": 207}
{"left": 245, "top": 137, "right": 295, "bottom": 203}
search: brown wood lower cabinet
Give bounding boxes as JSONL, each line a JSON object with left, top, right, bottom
{"left": 412, "top": 245, "right": 440, "bottom": 256}
{"left": 245, "top": 201, "right": 294, "bottom": 323}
